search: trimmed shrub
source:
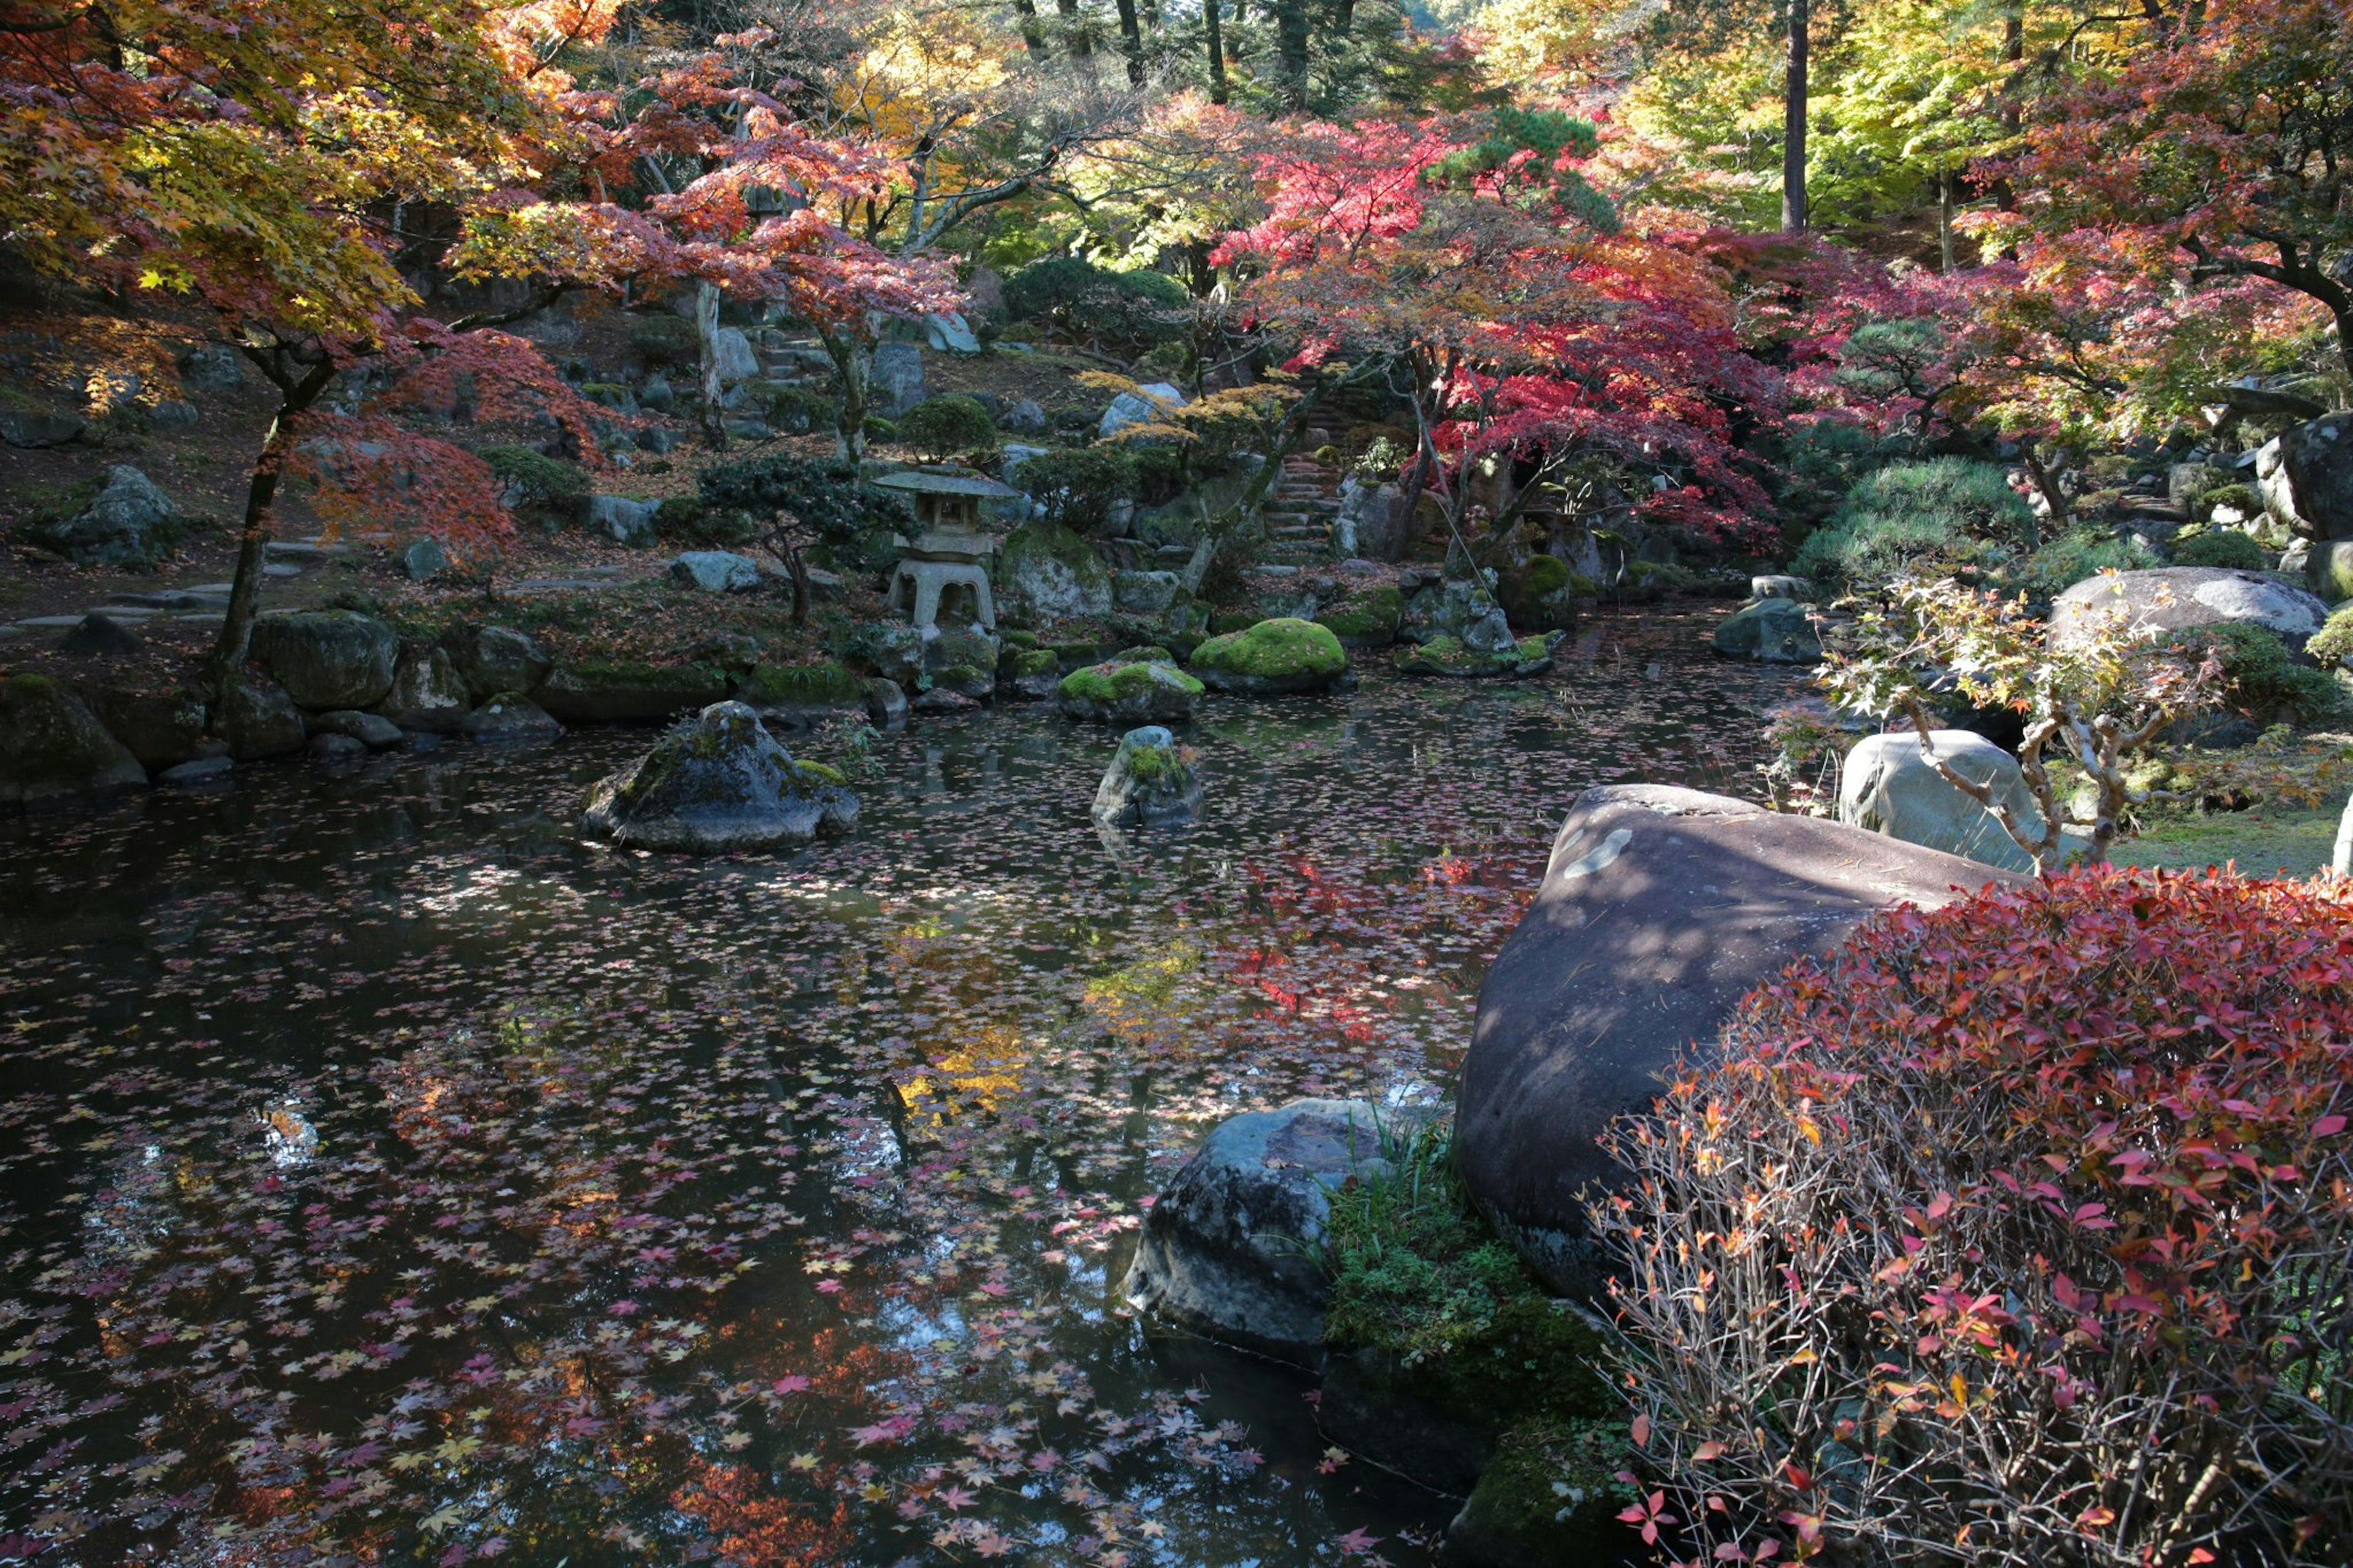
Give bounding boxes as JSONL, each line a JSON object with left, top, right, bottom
{"left": 1011, "top": 446, "right": 1137, "bottom": 534}
{"left": 2008, "top": 525, "right": 2161, "bottom": 596}
{"left": 654, "top": 496, "right": 757, "bottom": 549}
{"left": 895, "top": 395, "right": 999, "bottom": 462}
{"left": 627, "top": 312, "right": 701, "bottom": 368}
{"left": 1597, "top": 868, "right": 2353, "bottom": 1568}
{"left": 2308, "top": 604, "right": 2353, "bottom": 668}
{"left": 481, "top": 444, "right": 588, "bottom": 510}
{"left": 1794, "top": 457, "right": 2036, "bottom": 588}
{"left": 2172, "top": 528, "right": 2270, "bottom": 570}
{"left": 2169, "top": 622, "right": 2338, "bottom": 724}
{"left": 696, "top": 455, "right": 911, "bottom": 576}
{"left": 1002, "top": 258, "right": 1191, "bottom": 352}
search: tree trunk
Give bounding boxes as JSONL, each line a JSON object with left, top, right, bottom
{"left": 1055, "top": 0, "right": 1092, "bottom": 56}
{"left": 1203, "top": 0, "right": 1229, "bottom": 100}
{"left": 1011, "top": 0, "right": 1047, "bottom": 50}
{"left": 1938, "top": 169, "right": 1955, "bottom": 272}
{"left": 696, "top": 282, "right": 730, "bottom": 450}
{"left": 1992, "top": 3, "right": 2023, "bottom": 212}
{"left": 208, "top": 363, "right": 335, "bottom": 706}
{"left": 824, "top": 331, "right": 871, "bottom": 462}
{"left": 1113, "top": 0, "right": 1146, "bottom": 83}
{"left": 1782, "top": 0, "right": 1809, "bottom": 233}
{"left": 2021, "top": 444, "right": 2066, "bottom": 539}
{"left": 1275, "top": 0, "right": 1310, "bottom": 106}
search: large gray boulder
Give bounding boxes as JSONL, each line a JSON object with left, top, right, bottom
{"left": 871, "top": 343, "right": 926, "bottom": 416}
{"left": 445, "top": 624, "right": 550, "bottom": 702}
{"left": 580, "top": 494, "right": 659, "bottom": 546}
{"left": 0, "top": 410, "right": 87, "bottom": 449}
{"left": 215, "top": 679, "right": 307, "bottom": 759}
{"left": 0, "top": 675, "right": 147, "bottom": 804}
{"left": 85, "top": 687, "right": 211, "bottom": 771}
{"left": 1455, "top": 785, "right": 2020, "bottom": 1296}
{"left": 1091, "top": 724, "right": 1202, "bottom": 827}
{"left": 534, "top": 662, "right": 728, "bottom": 724}
{"left": 2050, "top": 566, "right": 2327, "bottom": 659}
{"left": 2257, "top": 412, "right": 2353, "bottom": 539}
{"left": 1335, "top": 477, "right": 1409, "bottom": 562}
{"left": 580, "top": 701, "right": 857, "bottom": 853}
{"left": 1099, "top": 381, "right": 1186, "bottom": 440}
{"left": 461, "top": 693, "right": 561, "bottom": 741}
{"left": 1124, "top": 1099, "right": 1391, "bottom": 1364}
{"left": 710, "top": 327, "right": 761, "bottom": 385}
{"left": 1839, "top": 729, "right": 2049, "bottom": 873}
{"left": 1058, "top": 661, "right": 1203, "bottom": 725}
{"left": 669, "top": 551, "right": 762, "bottom": 593}
{"left": 1000, "top": 521, "right": 1113, "bottom": 619}
{"left": 376, "top": 645, "right": 471, "bottom": 733}
{"left": 250, "top": 610, "right": 398, "bottom": 710}
{"left": 17, "top": 466, "right": 177, "bottom": 567}
{"left": 1711, "top": 597, "right": 1821, "bottom": 663}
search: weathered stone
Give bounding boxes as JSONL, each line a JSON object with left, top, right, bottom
{"left": 534, "top": 661, "right": 728, "bottom": 724}
{"left": 215, "top": 679, "right": 307, "bottom": 760}
{"left": 1000, "top": 521, "right": 1113, "bottom": 619}
{"left": 250, "top": 610, "right": 399, "bottom": 710}
{"left": 57, "top": 613, "right": 142, "bottom": 656}
{"left": 1710, "top": 597, "right": 1821, "bottom": 664}
{"left": 1001, "top": 398, "right": 1048, "bottom": 436}
{"left": 178, "top": 344, "right": 245, "bottom": 396}
{"left": 1335, "top": 477, "right": 1409, "bottom": 562}
{"left": 2306, "top": 540, "right": 2353, "bottom": 603}
{"left": 85, "top": 688, "right": 210, "bottom": 771}
{"left": 376, "top": 645, "right": 472, "bottom": 733}
{"left": 1111, "top": 569, "right": 1181, "bottom": 614}
{"left": 0, "top": 675, "right": 146, "bottom": 804}
{"left": 1839, "top": 729, "right": 2051, "bottom": 873}
{"left": 580, "top": 494, "right": 660, "bottom": 547}
{"left": 1123, "top": 1099, "right": 1390, "bottom": 1363}
{"left": 669, "top": 551, "right": 763, "bottom": 593}
{"left": 1392, "top": 633, "right": 1555, "bottom": 679}
{"left": 1091, "top": 724, "right": 1202, "bottom": 827}
{"left": 1315, "top": 585, "right": 1405, "bottom": 649}
{"left": 1456, "top": 785, "right": 2021, "bottom": 1295}
{"left": 1099, "top": 382, "right": 1186, "bottom": 440}
{"left": 2050, "top": 566, "right": 2328, "bottom": 661}
{"left": 871, "top": 343, "right": 926, "bottom": 416}
{"left": 17, "top": 466, "right": 176, "bottom": 567}
{"left": 581, "top": 701, "right": 857, "bottom": 852}
{"left": 445, "top": 624, "right": 551, "bottom": 703}
{"left": 309, "top": 732, "right": 367, "bottom": 762}
{"left": 1189, "top": 617, "right": 1348, "bottom": 695}
{"left": 865, "top": 677, "right": 909, "bottom": 730}
{"left": 149, "top": 400, "right": 200, "bottom": 430}
{"left": 461, "top": 693, "right": 561, "bottom": 741}
{"left": 1059, "top": 661, "right": 1202, "bottom": 725}
{"left": 1402, "top": 575, "right": 1503, "bottom": 646}
{"left": 396, "top": 536, "right": 450, "bottom": 581}
{"left": 158, "top": 756, "right": 234, "bottom": 786}
{"left": 924, "top": 312, "right": 980, "bottom": 354}
{"left": 0, "top": 409, "right": 86, "bottom": 449}
{"left": 710, "top": 327, "right": 760, "bottom": 385}
{"left": 309, "top": 709, "right": 405, "bottom": 749}
{"left": 2256, "top": 411, "right": 2353, "bottom": 539}
{"left": 1751, "top": 573, "right": 1813, "bottom": 600}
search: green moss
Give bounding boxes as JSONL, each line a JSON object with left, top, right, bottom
{"left": 1121, "top": 738, "right": 1190, "bottom": 782}
{"left": 737, "top": 661, "right": 863, "bottom": 708}
{"left": 934, "top": 662, "right": 986, "bottom": 687}
{"left": 627, "top": 313, "right": 700, "bottom": 365}
{"left": 8, "top": 673, "right": 57, "bottom": 692}
{"left": 1058, "top": 660, "right": 1203, "bottom": 705}
{"left": 2309, "top": 605, "right": 2353, "bottom": 667}
{"left": 1112, "top": 645, "right": 1174, "bottom": 665}
{"left": 1048, "top": 639, "right": 1103, "bottom": 668}
{"left": 1316, "top": 585, "right": 1404, "bottom": 643}
{"left": 1188, "top": 618, "right": 1346, "bottom": 681}
{"left": 1209, "top": 609, "right": 1257, "bottom": 635}
{"left": 999, "top": 628, "right": 1041, "bottom": 650}
{"left": 2172, "top": 529, "right": 2270, "bottom": 570}
{"left": 792, "top": 759, "right": 848, "bottom": 787}
{"left": 1449, "top": 1417, "right": 1635, "bottom": 1567}
{"left": 1009, "top": 648, "right": 1059, "bottom": 678}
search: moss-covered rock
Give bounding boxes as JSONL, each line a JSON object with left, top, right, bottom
{"left": 1001, "top": 520, "right": 1113, "bottom": 619}
{"left": 377, "top": 645, "right": 472, "bottom": 734}
{"left": 1049, "top": 638, "right": 1105, "bottom": 673}
{"left": 1392, "top": 634, "right": 1555, "bottom": 679}
{"left": 1315, "top": 585, "right": 1405, "bottom": 649}
{"left": 216, "top": 678, "right": 307, "bottom": 760}
{"left": 1188, "top": 617, "right": 1348, "bottom": 695}
{"left": 580, "top": 701, "right": 856, "bottom": 853}
{"left": 1446, "top": 1418, "right": 1632, "bottom": 1568}
{"left": 85, "top": 687, "right": 211, "bottom": 771}
{"left": 931, "top": 662, "right": 995, "bottom": 700}
{"left": 250, "top": 610, "right": 400, "bottom": 710}
{"left": 534, "top": 660, "right": 729, "bottom": 724}
{"left": 1058, "top": 661, "right": 1203, "bottom": 724}
{"left": 733, "top": 661, "right": 866, "bottom": 729}
{"left": 0, "top": 674, "right": 148, "bottom": 804}
{"left": 1499, "top": 556, "right": 1578, "bottom": 632}
{"left": 1112, "top": 644, "right": 1175, "bottom": 665}
{"left": 1093, "top": 724, "right": 1202, "bottom": 828}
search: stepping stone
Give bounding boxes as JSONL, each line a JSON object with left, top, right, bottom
{"left": 263, "top": 562, "right": 303, "bottom": 578}
{"left": 189, "top": 582, "right": 236, "bottom": 594}
{"left": 264, "top": 540, "right": 349, "bottom": 560}
{"left": 17, "top": 615, "right": 88, "bottom": 629}
{"left": 83, "top": 604, "right": 159, "bottom": 618}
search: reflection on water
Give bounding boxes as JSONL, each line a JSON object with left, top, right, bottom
{"left": 0, "top": 610, "right": 1798, "bottom": 1566}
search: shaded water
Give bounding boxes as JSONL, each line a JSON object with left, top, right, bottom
{"left": 0, "top": 610, "right": 1800, "bottom": 1568}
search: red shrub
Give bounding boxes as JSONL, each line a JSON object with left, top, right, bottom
{"left": 1594, "top": 866, "right": 2353, "bottom": 1567}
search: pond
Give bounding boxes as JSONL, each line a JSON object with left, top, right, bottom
{"left": 0, "top": 609, "right": 1802, "bottom": 1568}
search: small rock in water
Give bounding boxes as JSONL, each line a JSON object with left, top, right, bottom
{"left": 309, "top": 710, "right": 404, "bottom": 750}
{"left": 1092, "top": 724, "right": 1202, "bottom": 828}
{"left": 157, "top": 756, "right": 234, "bottom": 786}
{"left": 580, "top": 700, "right": 857, "bottom": 854}
{"left": 308, "top": 732, "right": 366, "bottom": 761}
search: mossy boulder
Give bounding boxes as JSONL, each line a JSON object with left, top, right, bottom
{"left": 534, "top": 660, "right": 728, "bottom": 724}
{"left": 377, "top": 645, "right": 471, "bottom": 733}
{"left": 580, "top": 701, "right": 857, "bottom": 853}
{"left": 1392, "top": 634, "right": 1554, "bottom": 679}
{"left": 1188, "top": 617, "right": 1348, "bottom": 695}
{"left": 1092, "top": 724, "right": 1203, "bottom": 828}
{"left": 1112, "top": 644, "right": 1175, "bottom": 665}
{"left": 85, "top": 687, "right": 211, "bottom": 771}
{"left": 0, "top": 674, "right": 147, "bottom": 804}
{"left": 250, "top": 610, "right": 400, "bottom": 710}
{"left": 1058, "top": 661, "right": 1203, "bottom": 724}
{"left": 12, "top": 466, "right": 180, "bottom": 569}
{"left": 215, "top": 678, "right": 307, "bottom": 759}
{"left": 733, "top": 661, "right": 866, "bottom": 729}
{"left": 1711, "top": 597, "right": 1822, "bottom": 664}
{"left": 1445, "top": 1418, "right": 1632, "bottom": 1568}
{"left": 1315, "top": 585, "right": 1404, "bottom": 649}
{"left": 444, "top": 624, "right": 551, "bottom": 703}
{"left": 1499, "top": 556, "right": 1578, "bottom": 633}
{"left": 1001, "top": 520, "right": 1112, "bottom": 619}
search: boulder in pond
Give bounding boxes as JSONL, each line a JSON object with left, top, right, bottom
{"left": 86, "top": 687, "right": 211, "bottom": 771}
{"left": 1711, "top": 597, "right": 1821, "bottom": 664}
{"left": 377, "top": 645, "right": 471, "bottom": 733}
{"left": 1188, "top": 617, "right": 1347, "bottom": 695}
{"left": 1123, "top": 1098, "right": 1390, "bottom": 1364}
{"left": 0, "top": 675, "right": 147, "bottom": 805}
{"left": 1392, "top": 631, "right": 1554, "bottom": 679}
{"left": 461, "top": 692, "right": 561, "bottom": 742}
{"left": 865, "top": 677, "right": 909, "bottom": 730}
{"left": 308, "top": 710, "right": 404, "bottom": 749}
{"left": 15, "top": 465, "right": 178, "bottom": 568}
{"left": 733, "top": 661, "right": 866, "bottom": 730}
{"left": 445, "top": 624, "right": 551, "bottom": 703}
{"left": 581, "top": 700, "right": 856, "bottom": 853}
{"left": 1455, "top": 785, "right": 2020, "bottom": 1296}
{"left": 214, "top": 678, "right": 307, "bottom": 759}
{"left": 1058, "top": 661, "right": 1202, "bottom": 725}
{"left": 1000, "top": 521, "right": 1113, "bottom": 619}
{"left": 1091, "top": 725, "right": 1201, "bottom": 827}
{"left": 1839, "top": 729, "right": 2068, "bottom": 873}
{"left": 534, "top": 661, "right": 728, "bottom": 724}
{"left": 2050, "top": 566, "right": 2327, "bottom": 660}
{"left": 250, "top": 610, "right": 399, "bottom": 710}
{"left": 1315, "top": 585, "right": 1404, "bottom": 649}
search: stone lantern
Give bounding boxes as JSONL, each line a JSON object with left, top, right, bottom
{"left": 868, "top": 466, "right": 1024, "bottom": 632}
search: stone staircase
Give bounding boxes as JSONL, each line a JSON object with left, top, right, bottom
{"left": 1260, "top": 455, "right": 1343, "bottom": 567}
